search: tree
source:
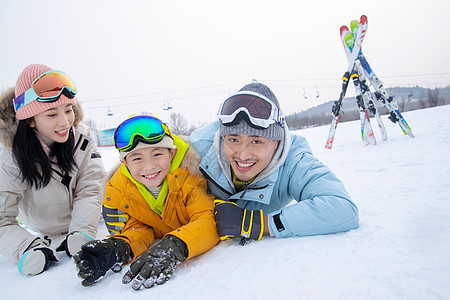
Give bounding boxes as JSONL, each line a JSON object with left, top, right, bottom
{"left": 84, "top": 118, "right": 97, "bottom": 132}
{"left": 397, "top": 97, "right": 406, "bottom": 112}
{"left": 418, "top": 90, "right": 428, "bottom": 109}
{"left": 168, "top": 113, "right": 194, "bottom": 135}
{"left": 427, "top": 88, "right": 439, "bottom": 107}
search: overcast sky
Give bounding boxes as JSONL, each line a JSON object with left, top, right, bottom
{"left": 1, "top": 0, "right": 449, "bottom": 129}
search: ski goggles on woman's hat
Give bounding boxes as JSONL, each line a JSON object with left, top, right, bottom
{"left": 113, "top": 115, "right": 173, "bottom": 152}
{"left": 13, "top": 70, "right": 77, "bottom": 111}
{"left": 217, "top": 91, "right": 284, "bottom": 129}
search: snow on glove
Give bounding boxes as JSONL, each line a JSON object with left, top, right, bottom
{"left": 214, "top": 200, "right": 264, "bottom": 241}
{"left": 102, "top": 204, "right": 129, "bottom": 235}
{"left": 73, "top": 237, "right": 132, "bottom": 286}
{"left": 56, "top": 232, "right": 94, "bottom": 257}
{"left": 122, "top": 235, "right": 188, "bottom": 290}
{"left": 18, "top": 238, "right": 59, "bottom": 275}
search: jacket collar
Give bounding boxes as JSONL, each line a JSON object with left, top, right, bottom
{"left": 199, "top": 142, "right": 281, "bottom": 205}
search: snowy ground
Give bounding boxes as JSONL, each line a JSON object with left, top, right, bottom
{"left": 1, "top": 105, "right": 449, "bottom": 299}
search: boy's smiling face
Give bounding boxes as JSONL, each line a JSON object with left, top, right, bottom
{"left": 124, "top": 146, "right": 175, "bottom": 187}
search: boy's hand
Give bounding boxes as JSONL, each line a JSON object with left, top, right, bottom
{"left": 102, "top": 204, "right": 129, "bottom": 235}
{"left": 122, "top": 235, "right": 188, "bottom": 290}
{"left": 213, "top": 200, "right": 264, "bottom": 241}
{"left": 73, "top": 238, "right": 132, "bottom": 286}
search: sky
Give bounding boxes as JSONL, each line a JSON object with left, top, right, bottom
{"left": 1, "top": 105, "right": 449, "bottom": 299}
{"left": 1, "top": 0, "right": 450, "bottom": 129}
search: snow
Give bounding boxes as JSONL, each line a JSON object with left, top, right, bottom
{"left": 1, "top": 106, "right": 450, "bottom": 299}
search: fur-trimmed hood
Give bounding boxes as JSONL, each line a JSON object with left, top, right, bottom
{"left": 175, "top": 135, "right": 203, "bottom": 177}
{"left": 0, "top": 87, "right": 84, "bottom": 150}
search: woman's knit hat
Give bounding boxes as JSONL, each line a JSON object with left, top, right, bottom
{"left": 14, "top": 63, "right": 77, "bottom": 120}
{"left": 219, "top": 82, "right": 284, "bottom": 140}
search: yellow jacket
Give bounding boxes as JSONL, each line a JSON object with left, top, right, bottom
{"left": 103, "top": 135, "right": 219, "bottom": 261}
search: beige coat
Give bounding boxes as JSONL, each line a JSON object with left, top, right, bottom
{"left": 0, "top": 87, "right": 106, "bottom": 262}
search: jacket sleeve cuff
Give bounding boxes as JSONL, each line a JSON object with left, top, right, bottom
{"left": 268, "top": 211, "right": 291, "bottom": 238}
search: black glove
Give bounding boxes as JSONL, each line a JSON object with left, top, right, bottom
{"left": 73, "top": 237, "right": 132, "bottom": 286}
{"left": 214, "top": 200, "right": 264, "bottom": 241}
{"left": 122, "top": 235, "right": 188, "bottom": 290}
{"left": 102, "top": 204, "right": 129, "bottom": 235}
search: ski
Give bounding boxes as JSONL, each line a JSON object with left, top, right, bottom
{"left": 325, "top": 71, "right": 350, "bottom": 149}
{"left": 347, "top": 20, "right": 376, "bottom": 145}
{"left": 358, "top": 63, "right": 388, "bottom": 141}
{"left": 360, "top": 76, "right": 388, "bottom": 141}
{"left": 344, "top": 15, "right": 367, "bottom": 74}
{"left": 357, "top": 54, "right": 414, "bottom": 137}
{"left": 348, "top": 18, "right": 414, "bottom": 137}
{"left": 342, "top": 28, "right": 387, "bottom": 141}
{"left": 324, "top": 15, "right": 368, "bottom": 149}
{"left": 351, "top": 70, "right": 377, "bottom": 146}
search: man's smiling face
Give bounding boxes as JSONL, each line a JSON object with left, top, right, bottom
{"left": 224, "top": 134, "right": 279, "bottom": 182}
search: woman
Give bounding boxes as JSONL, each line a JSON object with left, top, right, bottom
{"left": 0, "top": 64, "right": 105, "bottom": 275}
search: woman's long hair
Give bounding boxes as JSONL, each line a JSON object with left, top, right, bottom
{"left": 12, "top": 119, "right": 76, "bottom": 189}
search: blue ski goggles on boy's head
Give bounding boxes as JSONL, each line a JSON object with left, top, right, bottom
{"left": 217, "top": 91, "right": 284, "bottom": 129}
{"left": 13, "top": 70, "right": 78, "bottom": 112}
{"left": 113, "top": 115, "right": 173, "bottom": 152}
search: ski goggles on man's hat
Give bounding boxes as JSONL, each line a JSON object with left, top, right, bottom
{"left": 113, "top": 115, "right": 173, "bottom": 152}
{"left": 217, "top": 91, "right": 284, "bottom": 129}
{"left": 13, "top": 70, "right": 77, "bottom": 112}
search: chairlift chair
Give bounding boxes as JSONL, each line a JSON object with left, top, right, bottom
{"left": 162, "top": 100, "right": 173, "bottom": 111}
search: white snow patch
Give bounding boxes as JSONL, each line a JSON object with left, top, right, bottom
{"left": 1, "top": 106, "right": 449, "bottom": 299}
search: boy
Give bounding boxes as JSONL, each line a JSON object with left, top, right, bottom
{"left": 73, "top": 115, "right": 219, "bottom": 290}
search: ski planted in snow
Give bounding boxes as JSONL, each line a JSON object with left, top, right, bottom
{"left": 360, "top": 76, "right": 388, "bottom": 141}
{"left": 348, "top": 18, "right": 414, "bottom": 137}
{"left": 324, "top": 15, "right": 368, "bottom": 149}
{"left": 341, "top": 28, "right": 387, "bottom": 141}
{"left": 325, "top": 71, "right": 350, "bottom": 149}
{"left": 347, "top": 19, "right": 376, "bottom": 145}
{"left": 357, "top": 54, "right": 414, "bottom": 137}
{"left": 350, "top": 70, "right": 377, "bottom": 145}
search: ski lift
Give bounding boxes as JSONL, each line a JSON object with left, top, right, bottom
{"left": 162, "top": 100, "right": 173, "bottom": 111}
{"left": 315, "top": 86, "right": 320, "bottom": 99}
{"left": 106, "top": 106, "right": 113, "bottom": 116}
{"left": 302, "top": 88, "right": 308, "bottom": 100}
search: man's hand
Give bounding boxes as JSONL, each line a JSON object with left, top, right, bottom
{"left": 73, "top": 237, "right": 132, "bottom": 286}
{"left": 214, "top": 200, "right": 264, "bottom": 241}
{"left": 122, "top": 235, "right": 188, "bottom": 290}
{"left": 102, "top": 204, "right": 129, "bottom": 235}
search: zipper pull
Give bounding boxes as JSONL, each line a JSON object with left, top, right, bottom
{"left": 239, "top": 182, "right": 249, "bottom": 199}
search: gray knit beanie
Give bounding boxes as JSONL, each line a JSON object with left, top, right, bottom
{"left": 219, "top": 82, "right": 284, "bottom": 140}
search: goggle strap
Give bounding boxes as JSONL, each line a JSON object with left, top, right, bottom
{"left": 113, "top": 116, "right": 172, "bottom": 151}
{"left": 218, "top": 100, "right": 284, "bottom": 129}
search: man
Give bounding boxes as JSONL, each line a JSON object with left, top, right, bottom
{"left": 188, "top": 82, "right": 358, "bottom": 240}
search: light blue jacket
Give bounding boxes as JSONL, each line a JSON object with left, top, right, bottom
{"left": 189, "top": 121, "right": 359, "bottom": 238}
